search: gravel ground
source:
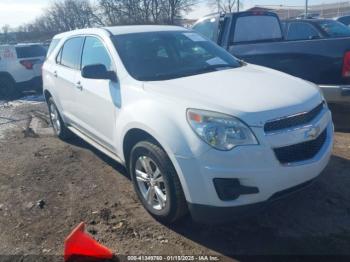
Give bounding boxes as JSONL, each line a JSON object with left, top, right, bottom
{"left": 0, "top": 97, "right": 349, "bottom": 261}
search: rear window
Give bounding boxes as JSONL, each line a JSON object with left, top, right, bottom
{"left": 15, "top": 45, "right": 47, "bottom": 58}
{"left": 317, "top": 20, "right": 350, "bottom": 37}
{"left": 233, "top": 15, "right": 283, "bottom": 43}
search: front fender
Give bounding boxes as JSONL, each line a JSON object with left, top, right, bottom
{"left": 117, "top": 99, "right": 210, "bottom": 161}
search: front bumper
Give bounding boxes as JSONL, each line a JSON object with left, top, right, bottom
{"left": 175, "top": 109, "right": 333, "bottom": 221}
{"left": 319, "top": 85, "right": 350, "bottom": 104}
{"left": 188, "top": 178, "right": 317, "bottom": 224}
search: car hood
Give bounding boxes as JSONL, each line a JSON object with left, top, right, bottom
{"left": 143, "top": 64, "right": 323, "bottom": 126}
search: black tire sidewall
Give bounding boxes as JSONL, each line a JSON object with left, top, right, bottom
{"left": 130, "top": 141, "right": 178, "bottom": 220}
{"left": 0, "top": 77, "right": 18, "bottom": 99}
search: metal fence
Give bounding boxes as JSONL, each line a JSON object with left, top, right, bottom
{"left": 253, "top": 1, "right": 350, "bottom": 19}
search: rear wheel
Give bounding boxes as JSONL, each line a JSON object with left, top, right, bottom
{"left": 47, "top": 97, "right": 72, "bottom": 140}
{"left": 0, "top": 76, "right": 20, "bottom": 99}
{"left": 129, "top": 140, "right": 187, "bottom": 224}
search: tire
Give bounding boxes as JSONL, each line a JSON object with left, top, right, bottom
{"left": 129, "top": 140, "right": 188, "bottom": 224}
{"left": 0, "top": 76, "right": 20, "bottom": 99}
{"left": 47, "top": 97, "right": 72, "bottom": 140}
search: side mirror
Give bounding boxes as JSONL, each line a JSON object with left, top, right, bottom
{"left": 82, "top": 64, "right": 117, "bottom": 81}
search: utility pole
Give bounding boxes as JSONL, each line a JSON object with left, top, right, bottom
{"left": 237, "top": 0, "right": 240, "bottom": 12}
{"left": 305, "top": 0, "right": 309, "bottom": 18}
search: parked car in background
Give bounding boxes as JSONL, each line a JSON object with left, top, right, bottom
{"left": 192, "top": 11, "right": 350, "bottom": 105}
{"left": 43, "top": 26, "right": 333, "bottom": 224}
{"left": 335, "top": 15, "right": 350, "bottom": 26}
{"left": 0, "top": 43, "right": 47, "bottom": 98}
{"left": 283, "top": 19, "right": 350, "bottom": 40}
{"left": 295, "top": 12, "right": 321, "bottom": 19}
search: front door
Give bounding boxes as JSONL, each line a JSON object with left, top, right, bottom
{"left": 74, "top": 36, "right": 121, "bottom": 151}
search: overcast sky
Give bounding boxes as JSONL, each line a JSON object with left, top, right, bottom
{"left": 0, "top": 0, "right": 347, "bottom": 27}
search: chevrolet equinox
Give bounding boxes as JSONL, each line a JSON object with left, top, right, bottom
{"left": 43, "top": 26, "right": 334, "bottom": 224}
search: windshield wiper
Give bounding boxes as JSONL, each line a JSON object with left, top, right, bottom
{"left": 140, "top": 64, "right": 237, "bottom": 81}
{"left": 192, "top": 64, "right": 236, "bottom": 74}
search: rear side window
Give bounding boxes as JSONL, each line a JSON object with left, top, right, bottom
{"left": 317, "top": 20, "right": 350, "bottom": 37}
{"left": 60, "top": 37, "right": 84, "bottom": 70}
{"left": 15, "top": 45, "right": 47, "bottom": 58}
{"left": 337, "top": 16, "right": 350, "bottom": 26}
{"left": 233, "top": 15, "right": 283, "bottom": 43}
{"left": 81, "top": 37, "right": 112, "bottom": 70}
{"left": 47, "top": 39, "right": 60, "bottom": 57}
{"left": 286, "top": 22, "right": 321, "bottom": 40}
{"left": 192, "top": 17, "right": 219, "bottom": 42}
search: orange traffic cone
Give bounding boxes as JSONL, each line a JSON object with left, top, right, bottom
{"left": 64, "top": 222, "right": 114, "bottom": 262}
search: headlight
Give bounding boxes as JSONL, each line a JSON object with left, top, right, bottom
{"left": 187, "top": 109, "right": 258, "bottom": 151}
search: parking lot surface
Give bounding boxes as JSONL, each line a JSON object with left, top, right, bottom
{"left": 0, "top": 96, "right": 349, "bottom": 260}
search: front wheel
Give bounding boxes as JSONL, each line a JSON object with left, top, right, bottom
{"left": 129, "top": 140, "right": 187, "bottom": 224}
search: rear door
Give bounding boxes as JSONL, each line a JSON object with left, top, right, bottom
{"left": 53, "top": 37, "right": 84, "bottom": 123}
{"left": 74, "top": 36, "right": 120, "bottom": 151}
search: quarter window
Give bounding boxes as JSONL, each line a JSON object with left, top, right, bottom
{"left": 60, "top": 37, "right": 84, "bottom": 70}
{"left": 47, "top": 39, "right": 60, "bottom": 57}
{"left": 81, "top": 37, "right": 112, "bottom": 70}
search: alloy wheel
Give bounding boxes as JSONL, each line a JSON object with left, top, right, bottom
{"left": 135, "top": 156, "right": 167, "bottom": 211}
{"left": 49, "top": 103, "right": 61, "bottom": 135}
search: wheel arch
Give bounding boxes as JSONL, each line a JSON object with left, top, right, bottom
{"left": 0, "top": 72, "right": 15, "bottom": 83}
{"left": 43, "top": 89, "right": 52, "bottom": 102}
{"left": 123, "top": 128, "right": 157, "bottom": 166}
{"left": 121, "top": 125, "right": 192, "bottom": 203}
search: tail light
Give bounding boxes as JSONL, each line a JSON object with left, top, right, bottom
{"left": 20, "top": 60, "right": 34, "bottom": 70}
{"left": 20, "top": 59, "right": 40, "bottom": 70}
{"left": 342, "top": 51, "right": 350, "bottom": 77}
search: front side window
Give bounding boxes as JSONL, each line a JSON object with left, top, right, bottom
{"left": 60, "top": 37, "right": 84, "bottom": 70}
{"left": 317, "top": 20, "right": 350, "bottom": 37}
{"left": 233, "top": 15, "right": 283, "bottom": 43}
{"left": 286, "top": 22, "right": 321, "bottom": 40}
{"left": 192, "top": 17, "right": 219, "bottom": 41}
{"left": 81, "top": 37, "right": 112, "bottom": 70}
{"left": 113, "top": 31, "right": 241, "bottom": 81}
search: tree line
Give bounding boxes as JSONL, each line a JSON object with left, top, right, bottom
{"left": 1, "top": 0, "right": 241, "bottom": 43}
{"left": 3, "top": 0, "right": 197, "bottom": 42}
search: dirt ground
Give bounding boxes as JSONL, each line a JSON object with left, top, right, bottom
{"left": 0, "top": 96, "right": 350, "bottom": 261}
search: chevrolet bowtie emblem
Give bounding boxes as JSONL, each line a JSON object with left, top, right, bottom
{"left": 306, "top": 126, "right": 321, "bottom": 139}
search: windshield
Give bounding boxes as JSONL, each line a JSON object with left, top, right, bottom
{"left": 112, "top": 31, "right": 241, "bottom": 81}
{"left": 317, "top": 20, "right": 350, "bottom": 37}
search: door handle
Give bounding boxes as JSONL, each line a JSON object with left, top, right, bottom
{"left": 53, "top": 71, "right": 58, "bottom": 78}
{"left": 75, "top": 82, "right": 83, "bottom": 91}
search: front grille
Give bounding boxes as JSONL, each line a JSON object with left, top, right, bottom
{"left": 274, "top": 129, "right": 327, "bottom": 164}
{"left": 265, "top": 102, "right": 325, "bottom": 133}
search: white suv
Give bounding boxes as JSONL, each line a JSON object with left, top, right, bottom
{"left": 43, "top": 26, "right": 334, "bottom": 224}
{"left": 0, "top": 44, "right": 47, "bottom": 98}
